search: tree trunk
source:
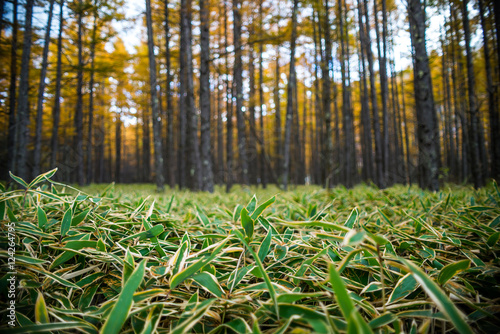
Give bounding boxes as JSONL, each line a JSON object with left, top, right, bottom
{"left": 143, "top": 106, "right": 151, "bottom": 182}
{"left": 165, "top": 0, "right": 175, "bottom": 188}
{"left": 200, "top": 0, "right": 214, "bottom": 192}
{"left": 145, "top": 0, "right": 165, "bottom": 191}
{"left": 74, "top": 0, "right": 85, "bottom": 185}
{"left": 33, "top": 0, "right": 55, "bottom": 178}
{"left": 224, "top": 1, "right": 234, "bottom": 192}
{"left": 321, "top": 0, "right": 333, "bottom": 188}
{"left": 479, "top": 0, "right": 500, "bottom": 181}
{"left": 6, "top": 0, "right": 18, "bottom": 177}
{"left": 408, "top": 0, "right": 439, "bottom": 191}
{"left": 282, "top": 0, "right": 298, "bottom": 190}
{"left": 233, "top": 0, "right": 249, "bottom": 185}
{"left": 15, "top": 0, "right": 34, "bottom": 181}
{"left": 461, "top": 0, "right": 483, "bottom": 188}
{"left": 361, "top": 0, "right": 384, "bottom": 188}
{"left": 259, "top": 0, "right": 267, "bottom": 188}
{"left": 115, "top": 115, "right": 121, "bottom": 183}
{"left": 86, "top": 6, "right": 97, "bottom": 184}
{"left": 274, "top": 0, "right": 282, "bottom": 184}
{"left": 248, "top": 42, "right": 258, "bottom": 184}
{"left": 179, "top": 0, "right": 188, "bottom": 189}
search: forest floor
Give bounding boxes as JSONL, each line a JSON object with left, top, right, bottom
{"left": 1, "top": 172, "right": 500, "bottom": 333}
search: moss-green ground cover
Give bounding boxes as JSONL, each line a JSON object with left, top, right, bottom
{"left": 1, "top": 170, "right": 500, "bottom": 333}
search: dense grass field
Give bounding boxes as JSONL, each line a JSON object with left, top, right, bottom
{"left": 1, "top": 170, "right": 500, "bottom": 333}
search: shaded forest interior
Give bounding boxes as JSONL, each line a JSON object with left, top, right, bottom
{"left": 0, "top": 0, "right": 499, "bottom": 192}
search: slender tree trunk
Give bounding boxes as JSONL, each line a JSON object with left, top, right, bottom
{"left": 146, "top": 0, "right": 165, "bottom": 191}
{"left": 33, "top": 0, "right": 55, "bottom": 178}
{"left": 200, "top": 0, "right": 214, "bottom": 192}
{"left": 362, "top": 0, "right": 384, "bottom": 188}
{"left": 74, "top": 0, "right": 85, "bottom": 185}
{"left": 15, "top": 0, "right": 34, "bottom": 181}
{"left": 115, "top": 115, "right": 121, "bottom": 183}
{"left": 400, "top": 70, "right": 411, "bottom": 185}
{"left": 217, "top": 73, "right": 224, "bottom": 185}
{"left": 374, "top": 0, "right": 390, "bottom": 186}
{"left": 274, "top": 0, "right": 282, "bottom": 184}
{"left": 461, "top": 0, "right": 483, "bottom": 188}
{"left": 312, "top": 6, "right": 323, "bottom": 185}
{"left": 179, "top": 0, "right": 188, "bottom": 188}
{"left": 86, "top": 6, "right": 97, "bottom": 184}
{"left": 248, "top": 42, "right": 258, "bottom": 184}
{"left": 143, "top": 106, "right": 151, "bottom": 182}
{"left": 408, "top": 0, "right": 439, "bottom": 191}
{"left": 233, "top": 0, "right": 249, "bottom": 185}
{"left": 321, "top": 0, "right": 333, "bottom": 188}
{"left": 224, "top": 1, "right": 234, "bottom": 192}
{"left": 6, "top": 0, "right": 18, "bottom": 177}
{"left": 282, "top": 0, "right": 298, "bottom": 190}
{"left": 479, "top": 0, "right": 500, "bottom": 181}
{"left": 259, "top": 0, "right": 267, "bottom": 188}
{"left": 165, "top": 0, "right": 175, "bottom": 188}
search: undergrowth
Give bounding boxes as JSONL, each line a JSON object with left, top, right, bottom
{"left": 1, "top": 169, "right": 499, "bottom": 333}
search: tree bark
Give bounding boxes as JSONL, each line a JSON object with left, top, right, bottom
{"left": 33, "top": 0, "right": 55, "bottom": 178}
{"left": 233, "top": 0, "right": 249, "bottom": 185}
{"left": 282, "top": 0, "right": 298, "bottom": 190}
{"left": 15, "top": 0, "right": 34, "bottom": 181}
{"left": 146, "top": 0, "right": 165, "bottom": 191}
{"left": 408, "top": 0, "right": 439, "bottom": 191}
{"left": 200, "top": 0, "right": 214, "bottom": 192}
{"left": 461, "top": 0, "right": 483, "bottom": 188}
{"left": 321, "top": 0, "right": 333, "bottom": 188}
{"left": 74, "top": 0, "right": 85, "bottom": 185}
{"left": 86, "top": 5, "right": 98, "bottom": 184}
{"left": 115, "top": 114, "right": 121, "bottom": 183}
{"left": 224, "top": 1, "right": 234, "bottom": 192}
{"left": 479, "top": 0, "right": 500, "bottom": 181}
{"left": 164, "top": 0, "right": 175, "bottom": 188}
{"left": 361, "top": 0, "right": 384, "bottom": 188}
{"left": 6, "top": 0, "right": 18, "bottom": 177}
{"left": 259, "top": 0, "right": 267, "bottom": 188}
{"left": 50, "top": 0, "right": 64, "bottom": 170}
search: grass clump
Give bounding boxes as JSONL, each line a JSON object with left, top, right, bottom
{"left": 1, "top": 169, "right": 500, "bottom": 333}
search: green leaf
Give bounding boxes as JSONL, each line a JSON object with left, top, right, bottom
{"left": 437, "top": 259, "right": 471, "bottom": 285}
{"left": 119, "top": 225, "right": 164, "bottom": 242}
{"left": 400, "top": 258, "right": 474, "bottom": 334}
{"left": 37, "top": 207, "right": 48, "bottom": 229}
{"left": 196, "top": 205, "right": 210, "bottom": 226}
{"left": 60, "top": 207, "right": 73, "bottom": 237}
{"left": 487, "top": 231, "right": 500, "bottom": 248}
{"left": 258, "top": 229, "right": 272, "bottom": 262}
{"left": 123, "top": 248, "right": 135, "bottom": 286}
{"left": 171, "top": 299, "right": 215, "bottom": 334}
{"left": 251, "top": 196, "right": 276, "bottom": 220}
{"left": 35, "top": 292, "right": 49, "bottom": 324}
{"left": 192, "top": 272, "right": 224, "bottom": 297}
{"left": 9, "top": 171, "right": 28, "bottom": 188}
{"left": 246, "top": 195, "right": 257, "bottom": 214}
{"left": 170, "top": 238, "right": 229, "bottom": 289}
{"left": 71, "top": 209, "right": 90, "bottom": 226}
{"left": 387, "top": 273, "right": 420, "bottom": 304}
{"left": 28, "top": 168, "right": 58, "bottom": 189}
{"left": 329, "top": 264, "right": 355, "bottom": 318}
{"left": 241, "top": 208, "right": 254, "bottom": 239}
{"left": 344, "top": 208, "right": 358, "bottom": 228}
{"left": 101, "top": 260, "right": 146, "bottom": 334}
{"left": 233, "top": 229, "right": 279, "bottom": 318}
{"left": 140, "top": 304, "right": 164, "bottom": 334}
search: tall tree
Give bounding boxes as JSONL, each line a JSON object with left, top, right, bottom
{"left": 15, "top": 0, "right": 34, "bottom": 181}
{"left": 233, "top": 0, "right": 249, "bottom": 185}
{"left": 200, "top": 0, "right": 214, "bottom": 192}
{"left": 145, "top": 0, "right": 165, "bottom": 191}
{"left": 408, "top": 0, "right": 439, "bottom": 191}
{"left": 86, "top": 3, "right": 98, "bottom": 184}
{"left": 33, "top": 0, "right": 55, "bottom": 177}
{"left": 74, "top": 0, "right": 85, "bottom": 185}
{"left": 50, "top": 0, "right": 64, "bottom": 170}
{"left": 179, "top": 0, "right": 188, "bottom": 188}
{"left": 164, "top": 0, "right": 175, "bottom": 188}
{"left": 282, "top": 0, "right": 298, "bottom": 190}
{"left": 321, "top": 0, "right": 333, "bottom": 188}
{"left": 6, "top": 0, "right": 18, "bottom": 177}
{"left": 274, "top": 1, "right": 282, "bottom": 184}
{"left": 258, "top": 0, "right": 267, "bottom": 188}
{"left": 361, "top": 0, "right": 384, "bottom": 187}
{"left": 225, "top": 0, "right": 234, "bottom": 192}
{"left": 479, "top": 0, "right": 500, "bottom": 181}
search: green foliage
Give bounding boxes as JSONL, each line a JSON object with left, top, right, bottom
{"left": 1, "top": 172, "right": 500, "bottom": 332}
